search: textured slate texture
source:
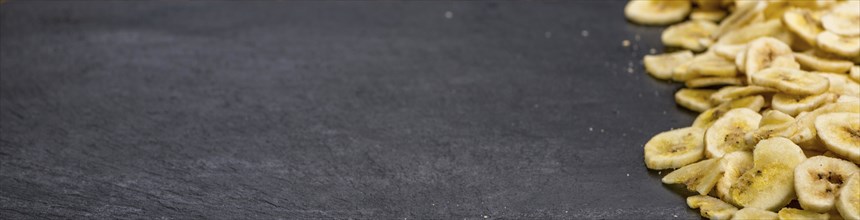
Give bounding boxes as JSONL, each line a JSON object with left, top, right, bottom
{"left": 0, "top": 1, "right": 701, "bottom": 219}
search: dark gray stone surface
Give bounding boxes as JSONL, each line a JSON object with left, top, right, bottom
{"left": 0, "top": 1, "right": 702, "bottom": 219}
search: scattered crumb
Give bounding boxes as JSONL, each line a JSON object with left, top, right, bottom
{"left": 565, "top": 210, "right": 569, "bottom": 213}
{"left": 581, "top": 30, "right": 589, "bottom": 37}
{"left": 589, "top": 127, "right": 593, "bottom": 131}
{"left": 658, "top": 171, "right": 662, "bottom": 175}
{"left": 649, "top": 48, "right": 657, "bottom": 54}
{"left": 545, "top": 31, "right": 552, "bottom": 38}
{"left": 622, "top": 40, "right": 631, "bottom": 47}
{"left": 483, "top": 215, "right": 488, "bottom": 219}
{"left": 600, "top": 129, "right": 604, "bottom": 133}
{"left": 626, "top": 173, "right": 630, "bottom": 176}
{"left": 627, "top": 67, "right": 634, "bottom": 73}
{"left": 445, "top": 11, "right": 453, "bottom": 19}
{"left": 674, "top": 215, "right": 678, "bottom": 218}
{"left": 662, "top": 111, "right": 667, "bottom": 115}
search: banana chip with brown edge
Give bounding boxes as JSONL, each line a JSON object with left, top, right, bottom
{"left": 794, "top": 51, "right": 854, "bottom": 73}
{"left": 750, "top": 67, "right": 830, "bottom": 96}
{"left": 693, "top": 95, "right": 766, "bottom": 129}
{"left": 685, "top": 76, "right": 745, "bottom": 88}
{"left": 777, "top": 208, "right": 830, "bottom": 220}
{"left": 705, "top": 108, "right": 761, "bottom": 158}
{"left": 783, "top": 8, "right": 825, "bottom": 47}
{"left": 709, "top": 86, "right": 776, "bottom": 104}
{"left": 771, "top": 93, "right": 834, "bottom": 116}
{"left": 624, "top": 0, "right": 692, "bottom": 26}
{"left": 817, "top": 31, "right": 860, "bottom": 58}
{"left": 716, "top": 151, "right": 753, "bottom": 206}
{"left": 662, "top": 20, "right": 719, "bottom": 52}
{"left": 644, "top": 50, "right": 695, "bottom": 80}
{"left": 675, "top": 88, "right": 717, "bottom": 112}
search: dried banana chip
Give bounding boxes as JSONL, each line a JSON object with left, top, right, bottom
{"left": 794, "top": 156, "right": 860, "bottom": 213}
{"left": 772, "top": 93, "right": 833, "bottom": 116}
{"left": 685, "top": 76, "right": 745, "bottom": 88}
{"left": 675, "top": 88, "right": 717, "bottom": 112}
{"left": 645, "top": 50, "right": 695, "bottom": 80}
{"left": 750, "top": 67, "right": 829, "bottom": 96}
{"left": 624, "top": 0, "right": 691, "bottom": 25}
{"left": 687, "top": 195, "right": 739, "bottom": 220}
{"left": 710, "top": 86, "right": 776, "bottom": 104}
{"left": 663, "top": 20, "right": 719, "bottom": 51}
{"left": 705, "top": 108, "right": 761, "bottom": 158}
{"left": 815, "top": 112, "right": 860, "bottom": 164}
{"left": 644, "top": 127, "right": 706, "bottom": 170}
{"left": 730, "top": 137, "right": 807, "bottom": 211}
{"left": 663, "top": 158, "right": 723, "bottom": 195}
{"left": 816, "top": 31, "right": 860, "bottom": 58}
{"left": 794, "top": 51, "right": 854, "bottom": 73}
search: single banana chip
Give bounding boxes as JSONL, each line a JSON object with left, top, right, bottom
{"left": 836, "top": 94, "right": 860, "bottom": 103}
{"left": 693, "top": 95, "right": 766, "bottom": 129}
{"left": 689, "top": 52, "right": 739, "bottom": 77}
{"left": 662, "top": 20, "right": 719, "bottom": 51}
{"left": 644, "top": 127, "right": 706, "bottom": 170}
{"left": 716, "top": 151, "right": 754, "bottom": 206}
{"left": 745, "top": 37, "right": 799, "bottom": 77}
{"left": 710, "top": 86, "right": 776, "bottom": 104}
{"left": 705, "top": 108, "right": 762, "bottom": 158}
{"left": 712, "top": 44, "right": 747, "bottom": 60}
{"left": 645, "top": 50, "right": 695, "bottom": 80}
{"left": 817, "top": 73, "right": 860, "bottom": 97}
{"left": 731, "top": 207, "right": 778, "bottom": 220}
{"left": 675, "top": 88, "right": 717, "bottom": 112}
{"left": 835, "top": 173, "right": 860, "bottom": 220}
{"left": 772, "top": 93, "right": 833, "bottom": 116}
{"left": 820, "top": 1, "right": 860, "bottom": 37}
{"left": 730, "top": 137, "right": 807, "bottom": 211}
{"left": 777, "top": 208, "right": 830, "bottom": 220}
{"left": 663, "top": 158, "right": 723, "bottom": 195}
{"left": 687, "top": 195, "right": 739, "bottom": 220}
{"left": 795, "top": 156, "right": 860, "bottom": 213}
{"left": 816, "top": 32, "right": 860, "bottom": 58}
{"left": 685, "top": 76, "right": 745, "bottom": 88}
{"left": 691, "top": 9, "right": 728, "bottom": 22}
{"left": 794, "top": 52, "right": 854, "bottom": 73}
{"left": 751, "top": 67, "right": 830, "bottom": 96}
{"left": 783, "top": 9, "right": 825, "bottom": 47}
{"left": 851, "top": 66, "right": 860, "bottom": 82}
{"left": 624, "top": 0, "right": 692, "bottom": 26}
{"left": 760, "top": 109, "right": 796, "bottom": 127}
{"left": 815, "top": 112, "right": 860, "bottom": 164}
{"left": 743, "top": 110, "right": 798, "bottom": 146}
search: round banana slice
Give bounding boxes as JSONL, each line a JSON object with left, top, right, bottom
{"left": 675, "top": 88, "right": 717, "bottom": 112}
{"left": 836, "top": 173, "right": 860, "bottom": 220}
{"left": 817, "top": 73, "right": 860, "bottom": 97}
{"left": 745, "top": 37, "right": 799, "bottom": 76}
{"left": 794, "top": 52, "right": 854, "bottom": 73}
{"left": 751, "top": 67, "right": 830, "bottom": 96}
{"left": 732, "top": 207, "right": 778, "bottom": 220}
{"left": 689, "top": 52, "right": 738, "bottom": 77}
{"left": 851, "top": 66, "right": 860, "bottom": 82}
{"left": 716, "top": 151, "right": 754, "bottom": 206}
{"left": 783, "top": 9, "right": 825, "bottom": 46}
{"left": 685, "top": 76, "right": 745, "bottom": 88}
{"left": 730, "top": 137, "right": 807, "bottom": 211}
{"left": 710, "top": 86, "right": 776, "bottom": 104}
{"left": 705, "top": 108, "right": 762, "bottom": 158}
{"left": 624, "top": 0, "right": 692, "bottom": 25}
{"left": 815, "top": 112, "right": 860, "bottom": 164}
{"left": 816, "top": 32, "right": 860, "bottom": 58}
{"left": 821, "top": 1, "right": 860, "bottom": 37}
{"left": 663, "top": 158, "right": 723, "bottom": 195}
{"left": 662, "top": 20, "right": 719, "bottom": 52}
{"left": 690, "top": 9, "right": 728, "bottom": 22}
{"left": 743, "top": 110, "right": 797, "bottom": 147}
{"left": 693, "top": 95, "right": 765, "bottom": 129}
{"left": 687, "top": 195, "right": 739, "bottom": 220}
{"left": 777, "top": 208, "right": 830, "bottom": 219}
{"left": 712, "top": 44, "right": 747, "bottom": 60}
{"left": 644, "top": 127, "right": 706, "bottom": 170}
{"left": 795, "top": 156, "right": 860, "bottom": 213}
{"left": 772, "top": 93, "right": 833, "bottom": 116}
{"left": 645, "top": 50, "right": 695, "bottom": 80}
{"left": 717, "top": 19, "right": 784, "bottom": 45}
